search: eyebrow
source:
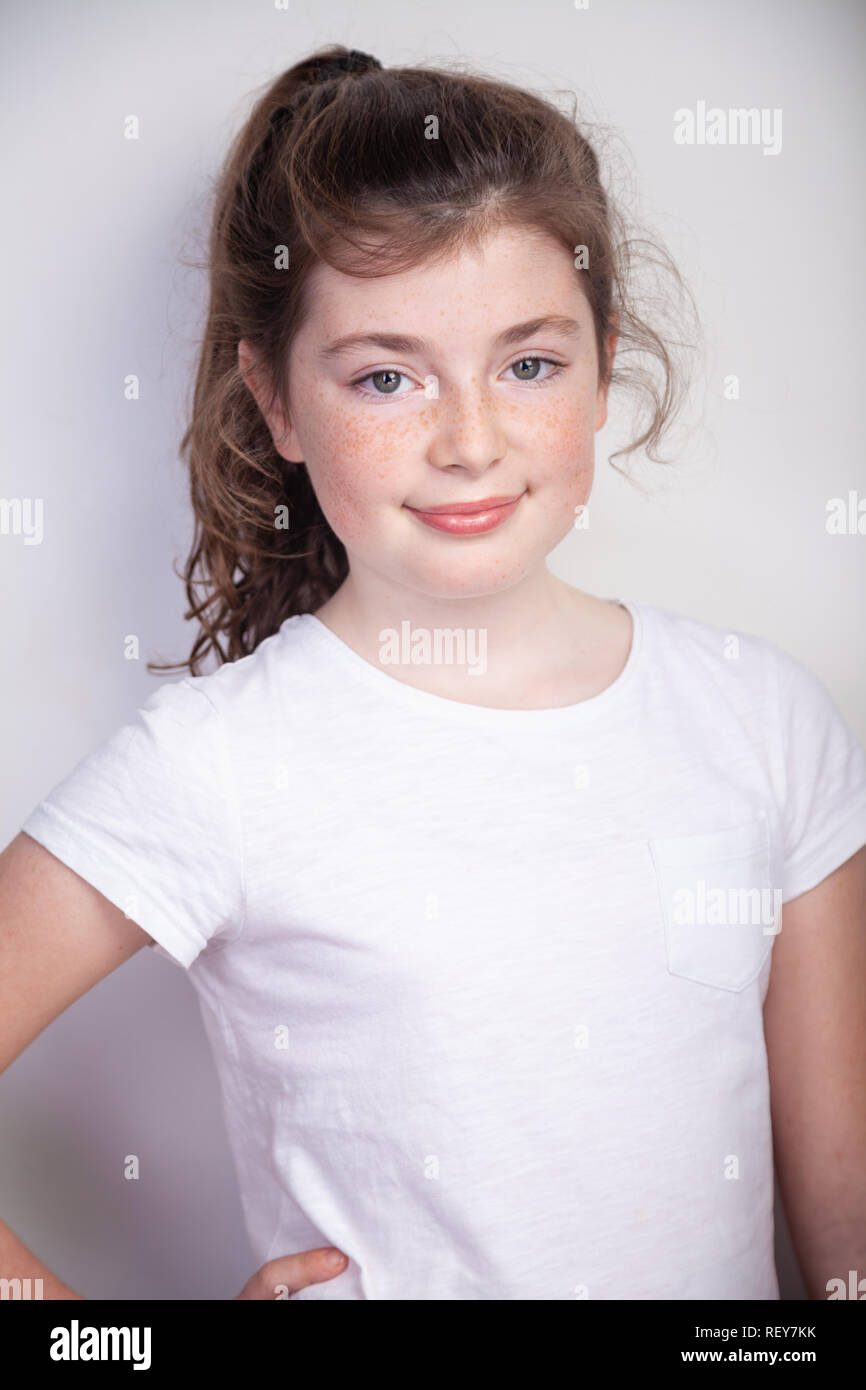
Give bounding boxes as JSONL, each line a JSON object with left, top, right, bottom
{"left": 317, "top": 315, "right": 582, "bottom": 360}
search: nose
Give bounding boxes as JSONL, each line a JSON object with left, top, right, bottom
{"left": 426, "top": 379, "right": 508, "bottom": 476}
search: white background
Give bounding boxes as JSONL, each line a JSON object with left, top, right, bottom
{"left": 2, "top": 0, "right": 864, "bottom": 1299}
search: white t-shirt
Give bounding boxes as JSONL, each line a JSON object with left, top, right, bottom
{"left": 20, "top": 598, "right": 866, "bottom": 1300}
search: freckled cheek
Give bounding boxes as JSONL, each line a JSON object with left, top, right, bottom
{"left": 302, "top": 409, "right": 412, "bottom": 541}
{"left": 521, "top": 396, "right": 596, "bottom": 492}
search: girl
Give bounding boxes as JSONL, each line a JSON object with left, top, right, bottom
{"left": 3, "top": 45, "right": 865, "bottom": 1302}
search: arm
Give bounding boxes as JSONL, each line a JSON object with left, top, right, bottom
{"left": 0, "top": 831, "right": 349, "bottom": 1302}
{"left": 0, "top": 831, "right": 155, "bottom": 1298}
{"left": 763, "top": 843, "right": 866, "bottom": 1299}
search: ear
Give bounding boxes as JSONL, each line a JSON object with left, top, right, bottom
{"left": 594, "top": 317, "right": 619, "bottom": 432}
{"left": 238, "top": 339, "right": 303, "bottom": 462}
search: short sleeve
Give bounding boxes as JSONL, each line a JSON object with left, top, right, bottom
{"left": 774, "top": 645, "right": 866, "bottom": 903}
{"left": 19, "top": 678, "right": 245, "bottom": 969}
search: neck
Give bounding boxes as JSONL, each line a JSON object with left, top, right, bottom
{"left": 310, "top": 569, "right": 624, "bottom": 710}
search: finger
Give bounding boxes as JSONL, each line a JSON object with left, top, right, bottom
{"left": 256, "top": 1247, "right": 348, "bottom": 1299}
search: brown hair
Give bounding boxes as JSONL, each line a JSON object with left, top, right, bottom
{"left": 149, "top": 44, "right": 697, "bottom": 678}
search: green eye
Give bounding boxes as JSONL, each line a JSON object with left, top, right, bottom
{"left": 506, "top": 356, "right": 564, "bottom": 384}
{"left": 350, "top": 369, "right": 412, "bottom": 400}
{"left": 369, "top": 370, "right": 402, "bottom": 393}
{"left": 510, "top": 357, "right": 542, "bottom": 380}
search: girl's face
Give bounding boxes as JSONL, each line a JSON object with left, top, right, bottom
{"left": 242, "top": 223, "right": 614, "bottom": 603}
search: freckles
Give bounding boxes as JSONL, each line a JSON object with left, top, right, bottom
{"left": 520, "top": 395, "right": 593, "bottom": 484}
{"left": 321, "top": 406, "right": 379, "bottom": 460}
{"left": 318, "top": 407, "right": 439, "bottom": 516}
{"left": 324, "top": 403, "right": 423, "bottom": 464}
{"left": 304, "top": 406, "right": 407, "bottom": 543}
{"left": 534, "top": 394, "right": 588, "bottom": 441}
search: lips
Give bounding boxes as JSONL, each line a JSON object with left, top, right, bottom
{"left": 408, "top": 494, "right": 523, "bottom": 515}
{"left": 404, "top": 491, "right": 526, "bottom": 536}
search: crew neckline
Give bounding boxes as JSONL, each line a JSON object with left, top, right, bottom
{"left": 288, "top": 596, "right": 647, "bottom": 727}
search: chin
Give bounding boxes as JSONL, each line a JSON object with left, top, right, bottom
{"left": 402, "top": 560, "right": 531, "bottom": 601}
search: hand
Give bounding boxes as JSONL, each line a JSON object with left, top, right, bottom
{"left": 234, "top": 1247, "right": 348, "bottom": 1300}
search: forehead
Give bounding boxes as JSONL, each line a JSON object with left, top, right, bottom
{"left": 297, "top": 224, "right": 589, "bottom": 339}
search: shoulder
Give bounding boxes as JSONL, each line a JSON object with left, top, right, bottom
{"left": 154, "top": 615, "right": 314, "bottom": 723}
{"left": 634, "top": 598, "right": 864, "bottom": 774}
{"left": 633, "top": 598, "right": 782, "bottom": 698}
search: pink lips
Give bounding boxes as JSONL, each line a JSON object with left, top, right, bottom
{"left": 405, "top": 492, "right": 525, "bottom": 535}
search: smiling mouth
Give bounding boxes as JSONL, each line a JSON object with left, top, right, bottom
{"left": 403, "top": 491, "right": 526, "bottom": 535}
{"left": 406, "top": 493, "right": 524, "bottom": 516}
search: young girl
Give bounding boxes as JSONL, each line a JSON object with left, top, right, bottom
{"left": 3, "top": 45, "right": 865, "bottom": 1302}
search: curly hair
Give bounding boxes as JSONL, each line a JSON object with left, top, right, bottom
{"left": 149, "top": 44, "right": 698, "bottom": 677}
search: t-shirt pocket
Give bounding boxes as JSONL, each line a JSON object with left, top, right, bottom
{"left": 648, "top": 813, "right": 779, "bottom": 992}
